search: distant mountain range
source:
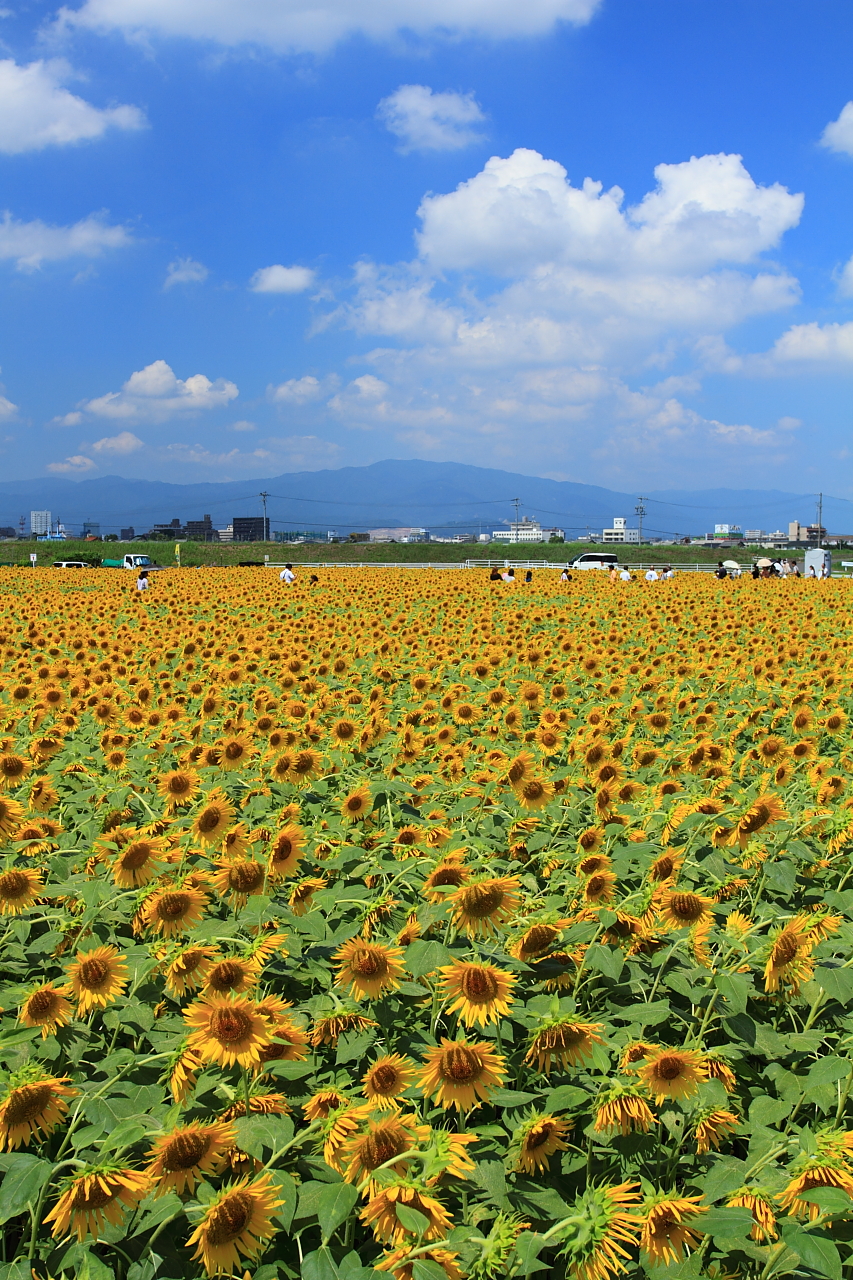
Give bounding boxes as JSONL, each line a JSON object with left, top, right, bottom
{"left": 0, "top": 460, "right": 844, "bottom": 539}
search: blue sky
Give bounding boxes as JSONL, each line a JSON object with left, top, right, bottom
{"left": 1, "top": 0, "right": 852, "bottom": 492}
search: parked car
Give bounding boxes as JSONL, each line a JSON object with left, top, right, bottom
{"left": 52, "top": 560, "right": 94, "bottom": 569}
{"left": 569, "top": 552, "right": 620, "bottom": 570}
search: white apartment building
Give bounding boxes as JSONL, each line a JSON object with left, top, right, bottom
{"left": 491, "top": 517, "right": 565, "bottom": 543}
{"left": 602, "top": 517, "right": 640, "bottom": 544}
{"left": 30, "top": 510, "right": 51, "bottom": 536}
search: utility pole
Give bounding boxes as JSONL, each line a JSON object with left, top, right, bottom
{"left": 635, "top": 496, "right": 647, "bottom": 544}
{"left": 817, "top": 492, "right": 823, "bottom": 547}
{"left": 259, "top": 490, "right": 270, "bottom": 542}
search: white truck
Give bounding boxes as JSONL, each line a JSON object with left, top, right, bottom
{"left": 101, "top": 554, "right": 165, "bottom": 571}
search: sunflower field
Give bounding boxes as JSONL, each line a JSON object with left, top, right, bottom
{"left": 2, "top": 568, "right": 853, "bottom": 1280}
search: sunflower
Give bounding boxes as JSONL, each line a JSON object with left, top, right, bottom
{"left": 334, "top": 939, "right": 405, "bottom": 1000}
{"left": 141, "top": 886, "right": 209, "bottom": 937}
{"left": 211, "top": 857, "right": 266, "bottom": 905}
{"left": 44, "top": 1166, "right": 150, "bottom": 1242}
{"left": 0, "top": 866, "right": 42, "bottom": 915}
{"left": 340, "top": 784, "right": 373, "bottom": 822}
{"left": 110, "top": 836, "right": 168, "bottom": 888}
{"left": 289, "top": 876, "right": 327, "bottom": 915}
{"left": 648, "top": 850, "right": 683, "bottom": 883}
{"left": 267, "top": 824, "right": 305, "bottom": 878}
{"left": 288, "top": 748, "right": 324, "bottom": 786}
{"left": 513, "top": 1114, "right": 571, "bottom": 1173}
{"left": 360, "top": 1181, "right": 453, "bottom": 1245}
{"left": 304, "top": 1088, "right": 353, "bottom": 1121}
{"left": 764, "top": 916, "right": 814, "bottom": 993}
{"left": 525, "top": 1017, "right": 604, "bottom": 1074}
{"left": 448, "top": 876, "right": 520, "bottom": 938}
{"left": 220, "top": 1092, "right": 291, "bottom": 1120}
{"left": 18, "top": 983, "right": 73, "bottom": 1037}
{"left": 593, "top": 1084, "right": 657, "bottom": 1136}
{"left": 509, "top": 920, "right": 566, "bottom": 961}
{"left": 66, "top": 944, "right": 129, "bottom": 1014}
{"left": 779, "top": 1158, "right": 853, "bottom": 1219}
{"left": 187, "top": 1173, "right": 283, "bottom": 1275}
{"left": 0, "top": 1069, "right": 77, "bottom": 1150}
{"left": 28, "top": 780, "right": 58, "bottom": 813}
{"left": 659, "top": 890, "right": 714, "bottom": 930}
{"left": 637, "top": 1048, "right": 707, "bottom": 1101}
{"left": 726, "top": 1187, "right": 778, "bottom": 1241}
{"left": 693, "top": 1108, "right": 739, "bottom": 1154}
{"left": 516, "top": 777, "right": 555, "bottom": 810}
{"left": 193, "top": 790, "right": 237, "bottom": 846}
{"left": 203, "top": 956, "right": 262, "bottom": 997}
{"left": 423, "top": 860, "right": 469, "bottom": 902}
{"left": 362, "top": 1055, "right": 418, "bottom": 1110}
{"left": 583, "top": 870, "right": 617, "bottom": 905}
{"left": 146, "top": 1121, "right": 234, "bottom": 1194}
{"left": 216, "top": 734, "right": 255, "bottom": 772}
{"left": 640, "top": 1194, "right": 706, "bottom": 1265}
{"left": 557, "top": 1182, "right": 642, "bottom": 1280}
{"left": 0, "top": 754, "right": 30, "bottom": 789}
{"left": 374, "top": 1247, "right": 463, "bottom": 1280}
{"left": 342, "top": 1112, "right": 429, "bottom": 1194}
{"left": 577, "top": 827, "right": 605, "bottom": 854}
{"left": 156, "top": 769, "right": 201, "bottom": 809}
{"left": 731, "top": 793, "right": 788, "bottom": 848}
{"left": 184, "top": 995, "right": 272, "bottom": 1069}
{"left": 437, "top": 960, "right": 516, "bottom": 1027}
{"left": 310, "top": 1011, "right": 377, "bottom": 1046}
{"left": 164, "top": 945, "right": 219, "bottom": 997}
{"left": 419, "top": 1039, "right": 505, "bottom": 1111}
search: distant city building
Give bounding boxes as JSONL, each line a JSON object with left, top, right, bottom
{"left": 232, "top": 516, "right": 269, "bottom": 542}
{"left": 602, "top": 517, "right": 640, "bottom": 544}
{"left": 0, "top": 527, "right": 16, "bottom": 539}
{"left": 185, "top": 514, "right": 218, "bottom": 541}
{"left": 218, "top": 524, "right": 234, "bottom": 543}
{"left": 368, "top": 527, "right": 429, "bottom": 543}
{"left": 30, "top": 510, "right": 51, "bottom": 536}
{"left": 81, "top": 520, "right": 100, "bottom": 538}
{"left": 150, "top": 518, "right": 183, "bottom": 538}
{"left": 120, "top": 527, "right": 135, "bottom": 541}
{"left": 492, "top": 517, "right": 565, "bottom": 544}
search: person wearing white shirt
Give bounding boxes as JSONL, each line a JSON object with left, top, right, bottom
{"left": 619, "top": 568, "right": 632, "bottom": 581}
{"left": 279, "top": 563, "right": 296, "bottom": 585}
{"left": 136, "top": 570, "right": 149, "bottom": 592}
{"left": 645, "top": 568, "right": 658, "bottom": 582}
{"left": 661, "top": 566, "right": 674, "bottom": 580}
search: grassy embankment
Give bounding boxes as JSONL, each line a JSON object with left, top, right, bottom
{"left": 1, "top": 539, "right": 755, "bottom": 568}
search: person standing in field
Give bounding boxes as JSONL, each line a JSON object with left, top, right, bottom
{"left": 280, "top": 563, "right": 296, "bottom": 585}
{"left": 609, "top": 564, "right": 619, "bottom": 583}
{"left": 620, "top": 567, "right": 631, "bottom": 581}
{"left": 136, "top": 569, "right": 149, "bottom": 593}
{"left": 645, "top": 567, "right": 659, "bottom": 583}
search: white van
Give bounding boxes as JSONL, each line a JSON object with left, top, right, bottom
{"left": 569, "top": 552, "right": 620, "bottom": 570}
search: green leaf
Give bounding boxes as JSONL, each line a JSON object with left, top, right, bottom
{"left": 748, "top": 1096, "right": 792, "bottom": 1128}
{"left": 714, "top": 972, "right": 750, "bottom": 1015}
{"left": 406, "top": 940, "right": 452, "bottom": 978}
{"left": 0, "top": 1260, "right": 32, "bottom": 1280}
{"left": 584, "top": 943, "right": 624, "bottom": 980}
{"left": 800, "top": 1187, "right": 853, "bottom": 1214}
{"left": 511, "top": 1231, "right": 549, "bottom": 1277}
{"left": 699, "top": 1207, "right": 754, "bottom": 1240}
{"left": 395, "top": 1204, "right": 431, "bottom": 1236}
{"left": 701, "top": 1156, "right": 748, "bottom": 1203}
{"left": 780, "top": 1226, "right": 841, "bottom": 1279}
{"left": 233, "top": 1114, "right": 294, "bottom": 1160}
{"left": 128, "top": 1190, "right": 182, "bottom": 1238}
{"left": 816, "top": 967, "right": 853, "bottom": 1005}
{"left": 73, "top": 1247, "right": 115, "bottom": 1280}
{"left": 806, "top": 1056, "right": 851, "bottom": 1089}
{"left": 764, "top": 859, "right": 797, "bottom": 895}
{"left": 473, "top": 1160, "right": 508, "bottom": 1205}
{"left": 318, "top": 1181, "right": 358, "bottom": 1242}
{"left": 544, "top": 1085, "right": 589, "bottom": 1112}
{"left": 0, "top": 1154, "right": 53, "bottom": 1224}
{"left": 488, "top": 1088, "right": 540, "bottom": 1108}
{"left": 295, "top": 1179, "right": 334, "bottom": 1221}
{"left": 336, "top": 1028, "right": 376, "bottom": 1064}
{"left": 99, "top": 1116, "right": 151, "bottom": 1153}
{"left": 301, "top": 1247, "right": 340, "bottom": 1280}
{"left": 411, "top": 1263, "right": 452, "bottom": 1280}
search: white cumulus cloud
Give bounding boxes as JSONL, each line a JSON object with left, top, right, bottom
{"left": 837, "top": 254, "right": 853, "bottom": 298}
{"left": 90, "top": 429, "right": 144, "bottom": 453}
{"left": 0, "top": 58, "right": 145, "bottom": 154}
{"left": 250, "top": 264, "right": 315, "bottom": 293}
{"left": 59, "top": 0, "right": 601, "bottom": 55}
{"left": 69, "top": 359, "right": 238, "bottom": 424}
{"left": 164, "top": 257, "right": 208, "bottom": 288}
{"left": 270, "top": 375, "right": 322, "bottom": 403}
{"left": 821, "top": 102, "right": 853, "bottom": 158}
{"left": 0, "top": 210, "right": 131, "bottom": 270}
{"left": 47, "top": 454, "right": 97, "bottom": 473}
{"left": 377, "top": 85, "right": 486, "bottom": 153}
